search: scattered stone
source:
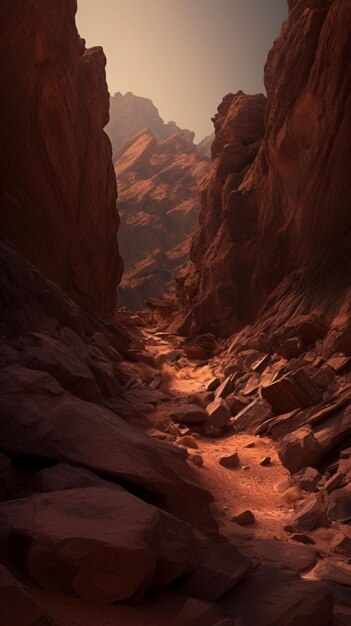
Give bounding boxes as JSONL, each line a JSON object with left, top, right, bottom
{"left": 0, "top": 565, "right": 55, "bottom": 626}
{"left": 260, "top": 456, "right": 271, "bottom": 466}
{"left": 190, "top": 454, "right": 204, "bottom": 467}
{"left": 251, "top": 354, "right": 270, "bottom": 372}
{"left": 244, "top": 441, "right": 255, "bottom": 448}
{"left": 226, "top": 393, "right": 250, "bottom": 415}
{"left": 232, "top": 510, "right": 256, "bottom": 526}
{"left": 233, "top": 398, "right": 273, "bottom": 432}
{"left": 219, "top": 453, "right": 240, "bottom": 469}
{"left": 178, "top": 435, "right": 199, "bottom": 449}
{"left": 291, "top": 533, "right": 316, "bottom": 545}
{"left": 293, "top": 467, "right": 322, "bottom": 493}
{"left": 215, "top": 374, "right": 236, "bottom": 399}
{"left": 291, "top": 493, "right": 329, "bottom": 531}
{"left": 207, "top": 398, "right": 231, "bottom": 429}
{"left": 242, "top": 465, "right": 251, "bottom": 471}
{"left": 206, "top": 377, "right": 221, "bottom": 391}
{"left": 278, "top": 426, "right": 321, "bottom": 474}
{"left": 326, "top": 483, "right": 351, "bottom": 522}
{"left": 171, "top": 404, "right": 209, "bottom": 426}
{"left": 180, "top": 542, "right": 252, "bottom": 601}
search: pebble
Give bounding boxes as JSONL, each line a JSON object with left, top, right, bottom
{"left": 177, "top": 435, "right": 198, "bottom": 449}
{"left": 219, "top": 452, "right": 240, "bottom": 469}
{"left": 232, "top": 510, "right": 256, "bottom": 526}
{"left": 260, "top": 456, "right": 272, "bottom": 466}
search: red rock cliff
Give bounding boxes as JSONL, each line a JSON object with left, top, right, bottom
{"left": 0, "top": 0, "right": 121, "bottom": 315}
{"left": 178, "top": 0, "right": 351, "bottom": 346}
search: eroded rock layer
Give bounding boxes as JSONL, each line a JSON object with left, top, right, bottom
{"left": 0, "top": 0, "right": 121, "bottom": 315}
{"left": 176, "top": 0, "right": 351, "bottom": 345}
{"left": 116, "top": 129, "right": 209, "bottom": 310}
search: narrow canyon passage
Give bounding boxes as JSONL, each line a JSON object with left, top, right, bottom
{"left": 2, "top": 1, "right": 351, "bottom": 625}
{"left": 24, "top": 315, "right": 351, "bottom": 625}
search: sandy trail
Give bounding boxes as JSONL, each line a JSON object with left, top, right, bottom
{"left": 31, "top": 329, "right": 336, "bottom": 625}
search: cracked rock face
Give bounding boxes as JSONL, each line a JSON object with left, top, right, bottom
{"left": 0, "top": 0, "right": 121, "bottom": 315}
{"left": 175, "top": 0, "right": 351, "bottom": 345}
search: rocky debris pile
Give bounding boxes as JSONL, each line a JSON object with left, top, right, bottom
{"left": 116, "top": 128, "right": 210, "bottom": 310}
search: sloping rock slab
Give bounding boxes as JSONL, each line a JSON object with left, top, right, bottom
{"left": 261, "top": 369, "right": 322, "bottom": 415}
{"left": 0, "top": 486, "right": 198, "bottom": 604}
{"left": 327, "top": 483, "right": 351, "bottom": 522}
{"left": 241, "top": 539, "right": 317, "bottom": 573}
{"left": 233, "top": 398, "right": 272, "bottom": 432}
{"left": 180, "top": 542, "right": 252, "bottom": 601}
{"left": 220, "top": 563, "right": 332, "bottom": 626}
{"left": 0, "top": 366, "right": 214, "bottom": 529}
{"left": 0, "top": 565, "right": 55, "bottom": 626}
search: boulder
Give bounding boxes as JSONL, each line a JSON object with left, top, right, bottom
{"left": 278, "top": 427, "right": 322, "bottom": 473}
{"left": 171, "top": 404, "right": 209, "bottom": 426}
{"left": 326, "top": 483, "right": 351, "bottom": 522}
{"left": 207, "top": 398, "right": 231, "bottom": 429}
{"left": 0, "top": 486, "right": 198, "bottom": 603}
{"left": 219, "top": 453, "right": 240, "bottom": 469}
{"left": 233, "top": 398, "right": 273, "bottom": 433}
{"left": 0, "top": 366, "right": 214, "bottom": 530}
{"left": 261, "top": 369, "right": 322, "bottom": 415}
{"left": 180, "top": 542, "right": 252, "bottom": 601}
{"left": 220, "top": 563, "right": 333, "bottom": 626}
{"left": 290, "top": 493, "right": 329, "bottom": 532}
{"left": 231, "top": 510, "right": 255, "bottom": 526}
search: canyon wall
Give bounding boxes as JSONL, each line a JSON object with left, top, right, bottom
{"left": 116, "top": 129, "right": 209, "bottom": 310}
{"left": 177, "top": 0, "right": 351, "bottom": 348}
{"left": 0, "top": 0, "right": 121, "bottom": 316}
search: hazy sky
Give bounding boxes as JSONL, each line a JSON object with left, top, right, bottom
{"left": 77, "top": 0, "right": 288, "bottom": 140}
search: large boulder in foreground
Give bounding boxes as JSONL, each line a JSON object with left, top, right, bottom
{"left": 0, "top": 486, "right": 198, "bottom": 604}
{"left": 0, "top": 365, "right": 214, "bottom": 530}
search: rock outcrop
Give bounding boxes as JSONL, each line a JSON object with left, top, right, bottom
{"left": 116, "top": 129, "right": 209, "bottom": 310}
{"left": 176, "top": 0, "right": 351, "bottom": 346}
{"left": 107, "top": 91, "right": 189, "bottom": 158}
{"left": 0, "top": 0, "right": 121, "bottom": 316}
